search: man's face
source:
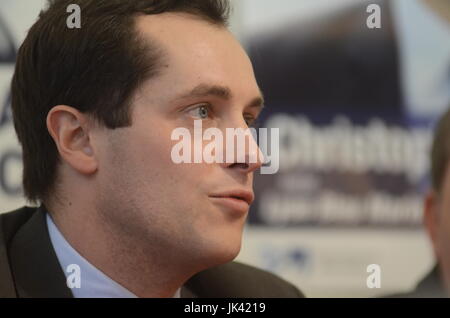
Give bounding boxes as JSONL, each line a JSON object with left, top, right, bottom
{"left": 93, "top": 13, "right": 263, "bottom": 269}
{"left": 427, "top": 163, "right": 450, "bottom": 293}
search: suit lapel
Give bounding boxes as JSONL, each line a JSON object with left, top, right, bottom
{"left": 8, "top": 205, "right": 73, "bottom": 298}
{"left": 0, "top": 220, "right": 15, "bottom": 297}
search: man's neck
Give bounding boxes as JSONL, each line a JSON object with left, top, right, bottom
{"left": 46, "top": 202, "right": 196, "bottom": 297}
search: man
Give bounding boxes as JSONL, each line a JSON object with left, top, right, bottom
{"left": 388, "top": 108, "right": 450, "bottom": 298}
{"left": 406, "top": 108, "right": 450, "bottom": 298}
{"left": 0, "top": 0, "right": 304, "bottom": 298}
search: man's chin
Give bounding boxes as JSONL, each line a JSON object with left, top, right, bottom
{"left": 186, "top": 239, "right": 242, "bottom": 273}
{"left": 206, "top": 240, "right": 243, "bottom": 268}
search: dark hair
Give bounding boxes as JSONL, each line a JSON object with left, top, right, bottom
{"left": 11, "top": 0, "right": 230, "bottom": 204}
{"left": 431, "top": 108, "right": 450, "bottom": 192}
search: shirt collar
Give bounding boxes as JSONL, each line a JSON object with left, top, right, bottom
{"left": 46, "top": 212, "right": 180, "bottom": 298}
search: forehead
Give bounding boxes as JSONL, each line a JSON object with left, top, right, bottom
{"left": 134, "top": 13, "right": 260, "bottom": 102}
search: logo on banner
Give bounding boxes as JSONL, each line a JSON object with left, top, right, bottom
{"left": 0, "top": 12, "right": 22, "bottom": 198}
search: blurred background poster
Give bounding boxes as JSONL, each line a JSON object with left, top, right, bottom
{"left": 1, "top": 0, "right": 449, "bottom": 297}
{"left": 235, "top": 0, "right": 448, "bottom": 297}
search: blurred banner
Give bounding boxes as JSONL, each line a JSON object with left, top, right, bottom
{"left": 245, "top": 0, "right": 449, "bottom": 228}
{"left": 236, "top": 0, "right": 448, "bottom": 297}
{"left": 1, "top": 0, "right": 448, "bottom": 297}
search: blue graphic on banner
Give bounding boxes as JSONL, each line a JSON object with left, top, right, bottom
{"left": 0, "top": 10, "right": 22, "bottom": 198}
{"left": 261, "top": 245, "right": 311, "bottom": 274}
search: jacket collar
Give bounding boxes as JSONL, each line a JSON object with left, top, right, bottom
{"left": 8, "top": 205, "right": 73, "bottom": 298}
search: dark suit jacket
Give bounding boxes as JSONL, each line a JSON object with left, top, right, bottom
{"left": 0, "top": 205, "right": 304, "bottom": 298}
{"left": 386, "top": 265, "right": 447, "bottom": 298}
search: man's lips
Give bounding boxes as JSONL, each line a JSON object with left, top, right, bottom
{"left": 209, "top": 190, "right": 255, "bottom": 206}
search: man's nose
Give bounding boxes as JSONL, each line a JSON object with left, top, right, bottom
{"left": 221, "top": 120, "right": 264, "bottom": 174}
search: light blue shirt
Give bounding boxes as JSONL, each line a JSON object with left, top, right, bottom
{"left": 46, "top": 213, "right": 181, "bottom": 298}
{"left": 392, "top": 0, "right": 450, "bottom": 120}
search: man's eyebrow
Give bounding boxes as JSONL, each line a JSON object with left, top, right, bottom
{"left": 248, "top": 94, "right": 265, "bottom": 110}
{"left": 173, "top": 83, "right": 265, "bottom": 110}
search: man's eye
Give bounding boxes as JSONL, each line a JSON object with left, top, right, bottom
{"left": 187, "top": 105, "right": 210, "bottom": 120}
{"left": 245, "top": 115, "right": 257, "bottom": 127}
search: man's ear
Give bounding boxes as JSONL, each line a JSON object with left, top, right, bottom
{"left": 46, "top": 105, "right": 98, "bottom": 175}
{"left": 424, "top": 190, "right": 441, "bottom": 258}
